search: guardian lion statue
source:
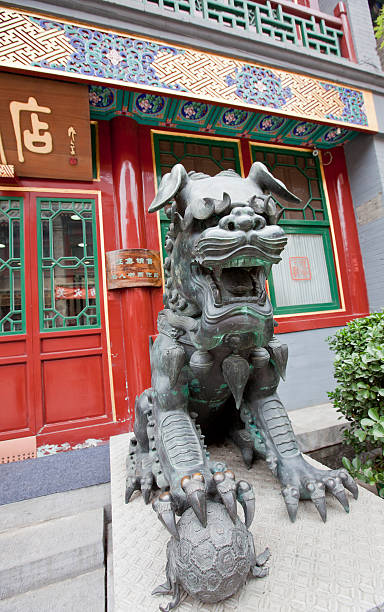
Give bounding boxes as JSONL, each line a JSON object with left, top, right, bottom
{"left": 125, "top": 163, "right": 358, "bottom": 610}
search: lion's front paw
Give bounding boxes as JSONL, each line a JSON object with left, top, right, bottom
{"left": 279, "top": 456, "right": 358, "bottom": 523}
{"left": 152, "top": 469, "right": 256, "bottom": 539}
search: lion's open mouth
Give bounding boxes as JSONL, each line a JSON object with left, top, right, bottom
{"left": 197, "top": 257, "right": 267, "bottom": 307}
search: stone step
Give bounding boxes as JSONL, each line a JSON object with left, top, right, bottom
{"left": 289, "top": 402, "right": 347, "bottom": 452}
{"left": 0, "top": 508, "right": 104, "bottom": 600}
{"left": 0, "top": 483, "right": 110, "bottom": 533}
{"left": 107, "top": 523, "right": 114, "bottom": 612}
{"left": 0, "top": 568, "right": 105, "bottom": 612}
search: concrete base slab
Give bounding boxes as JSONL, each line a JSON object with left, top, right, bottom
{"left": 111, "top": 433, "right": 384, "bottom": 612}
{"left": 0, "top": 568, "right": 105, "bottom": 612}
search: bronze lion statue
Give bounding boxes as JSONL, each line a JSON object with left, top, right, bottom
{"left": 125, "top": 163, "right": 358, "bottom": 610}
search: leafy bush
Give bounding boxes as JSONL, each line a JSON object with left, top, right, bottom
{"left": 327, "top": 313, "right": 384, "bottom": 497}
{"left": 375, "top": 6, "right": 384, "bottom": 48}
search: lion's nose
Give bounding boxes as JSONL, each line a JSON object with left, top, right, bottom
{"left": 219, "top": 206, "right": 266, "bottom": 232}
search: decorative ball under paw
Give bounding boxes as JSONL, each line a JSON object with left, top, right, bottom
{"left": 168, "top": 501, "right": 256, "bottom": 604}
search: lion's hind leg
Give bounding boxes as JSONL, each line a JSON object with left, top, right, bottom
{"left": 125, "top": 389, "right": 156, "bottom": 504}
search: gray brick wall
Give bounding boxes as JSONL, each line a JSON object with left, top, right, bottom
{"left": 344, "top": 134, "right": 384, "bottom": 313}
{"left": 278, "top": 327, "right": 339, "bottom": 411}
{"left": 342, "top": 0, "right": 381, "bottom": 69}
{"left": 318, "top": 0, "right": 338, "bottom": 14}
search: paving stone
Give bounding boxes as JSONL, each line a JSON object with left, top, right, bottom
{"left": 111, "top": 433, "right": 384, "bottom": 612}
{"left": 0, "top": 568, "right": 105, "bottom": 612}
{"left": 0, "top": 508, "right": 104, "bottom": 600}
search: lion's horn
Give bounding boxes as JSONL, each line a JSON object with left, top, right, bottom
{"left": 248, "top": 162, "right": 300, "bottom": 204}
{"left": 148, "top": 164, "right": 189, "bottom": 213}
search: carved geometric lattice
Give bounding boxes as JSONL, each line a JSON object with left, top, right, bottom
{"left": 0, "top": 9, "right": 73, "bottom": 67}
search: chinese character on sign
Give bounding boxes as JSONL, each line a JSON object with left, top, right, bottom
{"left": 289, "top": 256, "right": 311, "bottom": 281}
{"left": 67, "top": 126, "right": 78, "bottom": 166}
{"left": 68, "top": 126, "right": 76, "bottom": 155}
{"left": 9, "top": 96, "right": 52, "bottom": 163}
{"left": 55, "top": 286, "right": 96, "bottom": 299}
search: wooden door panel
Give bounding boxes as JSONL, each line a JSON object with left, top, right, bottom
{"left": 0, "top": 361, "right": 29, "bottom": 434}
{"left": 41, "top": 332, "right": 101, "bottom": 353}
{"left": 42, "top": 354, "right": 106, "bottom": 424}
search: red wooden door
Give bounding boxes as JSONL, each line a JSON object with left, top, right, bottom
{"left": 0, "top": 189, "right": 114, "bottom": 447}
{"left": 0, "top": 192, "right": 35, "bottom": 441}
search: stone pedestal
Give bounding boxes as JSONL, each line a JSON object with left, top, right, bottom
{"left": 111, "top": 433, "right": 384, "bottom": 611}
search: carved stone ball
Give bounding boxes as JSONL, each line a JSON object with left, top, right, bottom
{"left": 168, "top": 501, "right": 254, "bottom": 603}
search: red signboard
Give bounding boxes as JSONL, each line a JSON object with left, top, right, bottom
{"left": 106, "top": 249, "right": 162, "bottom": 289}
{"left": 0, "top": 73, "right": 93, "bottom": 180}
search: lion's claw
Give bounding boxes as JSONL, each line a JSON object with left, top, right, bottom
{"left": 125, "top": 477, "right": 140, "bottom": 504}
{"left": 181, "top": 473, "right": 207, "bottom": 527}
{"left": 324, "top": 476, "right": 349, "bottom": 513}
{"left": 281, "top": 485, "right": 299, "bottom": 523}
{"left": 212, "top": 470, "right": 256, "bottom": 528}
{"left": 280, "top": 459, "right": 358, "bottom": 522}
{"left": 213, "top": 470, "right": 237, "bottom": 523}
{"left": 338, "top": 469, "right": 359, "bottom": 500}
{"left": 236, "top": 480, "right": 255, "bottom": 527}
{"left": 153, "top": 491, "right": 179, "bottom": 540}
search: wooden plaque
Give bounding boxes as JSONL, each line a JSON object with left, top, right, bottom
{"left": 106, "top": 249, "right": 163, "bottom": 289}
{"left": 0, "top": 72, "right": 92, "bottom": 180}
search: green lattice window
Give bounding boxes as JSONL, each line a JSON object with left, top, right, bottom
{"left": 0, "top": 197, "right": 25, "bottom": 335}
{"left": 251, "top": 144, "right": 340, "bottom": 314}
{"left": 153, "top": 133, "right": 242, "bottom": 259}
{"left": 144, "top": 0, "right": 343, "bottom": 57}
{"left": 37, "top": 198, "right": 100, "bottom": 330}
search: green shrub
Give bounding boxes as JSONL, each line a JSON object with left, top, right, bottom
{"left": 327, "top": 313, "right": 384, "bottom": 496}
{"left": 375, "top": 6, "right": 384, "bottom": 48}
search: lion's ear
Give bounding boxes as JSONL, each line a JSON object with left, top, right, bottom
{"left": 148, "top": 164, "right": 189, "bottom": 213}
{"left": 247, "top": 162, "right": 300, "bottom": 204}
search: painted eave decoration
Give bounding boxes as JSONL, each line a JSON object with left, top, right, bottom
{"left": 0, "top": 6, "right": 377, "bottom": 134}
{"left": 89, "top": 87, "right": 358, "bottom": 148}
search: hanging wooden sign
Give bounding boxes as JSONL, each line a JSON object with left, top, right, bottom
{"left": 0, "top": 72, "right": 92, "bottom": 180}
{"left": 106, "top": 249, "right": 163, "bottom": 289}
